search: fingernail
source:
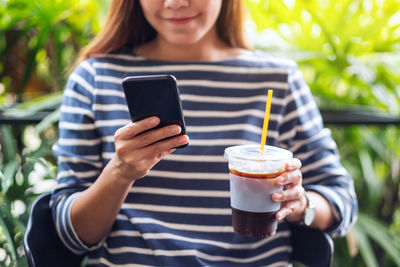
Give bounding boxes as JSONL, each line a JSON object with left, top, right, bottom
{"left": 150, "top": 117, "right": 159, "bottom": 125}
{"left": 286, "top": 162, "right": 294, "bottom": 170}
{"left": 179, "top": 135, "right": 189, "bottom": 143}
{"left": 274, "top": 192, "right": 282, "bottom": 201}
{"left": 277, "top": 176, "right": 286, "bottom": 185}
{"left": 170, "top": 126, "right": 181, "bottom": 134}
{"left": 287, "top": 158, "right": 301, "bottom": 170}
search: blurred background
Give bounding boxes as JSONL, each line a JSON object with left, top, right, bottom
{"left": 0, "top": 0, "right": 399, "bottom": 266}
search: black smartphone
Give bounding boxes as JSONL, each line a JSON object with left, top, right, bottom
{"left": 122, "top": 74, "right": 188, "bottom": 148}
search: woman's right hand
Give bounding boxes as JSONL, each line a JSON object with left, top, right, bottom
{"left": 69, "top": 115, "right": 189, "bottom": 245}
{"left": 112, "top": 116, "right": 189, "bottom": 181}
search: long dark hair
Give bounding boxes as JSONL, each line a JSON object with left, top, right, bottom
{"left": 76, "top": 0, "right": 249, "bottom": 64}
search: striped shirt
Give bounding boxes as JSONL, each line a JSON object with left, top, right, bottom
{"left": 51, "top": 48, "right": 357, "bottom": 266}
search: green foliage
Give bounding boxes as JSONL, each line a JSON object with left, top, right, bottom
{"left": 0, "top": 0, "right": 107, "bottom": 265}
{"left": 247, "top": 0, "right": 400, "bottom": 112}
{"left": 3, "top": 92, "right": 63, "bottom": 118}
{"left": 246, "top": 0, "right": 400, "bottom": 266}
{"left": 0, "top": 0, "right": 105, "bottom": 102}
{"left": 0, "top": 124, "right": 58, "bottom": 266}
{"left": 357, "top": 213, "right": 400, "bottom": 266}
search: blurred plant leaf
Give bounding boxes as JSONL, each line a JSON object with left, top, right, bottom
{"left": 353, "top": 225, "right": 379, "bottom": 267}
{"left": 362, "top": 130, "right": 389, "bottom": 162}
{"left": 3, "top": 91, "right": 63, "bottom": 117}
{"left": 16, "top": 27, "right": 50, "bottom": 98}
{"left": 35, "top": 107, "right": 60, "bottom": 135}
{"left": 358, "top": 148, "right": 381, "bottom": 196}
{"left": 357, "top": 213, "right": 400, "bottom": 265}
{"left": 1, "top": 161, "right": 18, "bottom": 194}
{"left": 0, "top": 126, "right": 17, "bottom": 163}
{"left": 0, "top": 208, "right": 17, "bottom": 261}
{"left": 34, "top": 158, "right": 57, "bottom": 180}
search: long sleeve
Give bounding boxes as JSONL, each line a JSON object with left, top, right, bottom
{"left": 50, "top": 59, "right": 105, "bottom": 254}
{"left": 278, "top": 66, "right": 358, "bottom": 237}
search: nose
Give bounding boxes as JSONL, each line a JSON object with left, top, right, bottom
{"left": 164, "top": 0, "right": 190, "bottom": 9}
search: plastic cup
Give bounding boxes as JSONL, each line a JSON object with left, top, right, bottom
{"left": 224, "top": 144, "right": 293, "bottom": 237}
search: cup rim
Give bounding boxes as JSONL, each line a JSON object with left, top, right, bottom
{"left": 224, "top": 144, "right": 292, "bottom": 162}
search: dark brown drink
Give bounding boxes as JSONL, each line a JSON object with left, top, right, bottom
{"left": 232, "top": 208, "right": 277, "bottom": 237}
{"left": 229, "top": 169, "right": 283, "bottom": 237}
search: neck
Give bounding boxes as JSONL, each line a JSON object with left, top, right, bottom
{"left": 153, "top": 40, "right": 226, "bottom": 62}
{"left": 135, "top": 31, "right": 244, "bottom": 62}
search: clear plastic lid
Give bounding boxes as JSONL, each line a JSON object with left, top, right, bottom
{"left": 224, "top": 144, "right": 292, "bottom": 162}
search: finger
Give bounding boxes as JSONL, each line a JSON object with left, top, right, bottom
{"left": 276, "top": 200, "right": 301, "bottom": 220}
{"left": 155, "top": 148, "right": 176, "bottom": 161}
{"left": 141, "top": 134, "right": 188, "bottom": 156}
{"left": 275, "top": 169, "right": 302, "bottom": 186}
{"left": 135, "top": 124, "right": 182, "bottom": 148}
{"left": 272, "top": 185, "right": 304, "bottom": 202}
{"left": 123, "top": 148, "right": 177, "bottom": 179}
{"left": 114, "top": 117, "right": 160, "bottom": 140}
{"left": 141, "top": 148, "right": 177, "bottom": 174}
{"left": 285, "top": 158, "right": 302, "bottom": 171}
{"left": 130, "top": 137, "right": 186, "bottom": 173}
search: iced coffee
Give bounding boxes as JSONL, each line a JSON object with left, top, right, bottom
{"left": 224, "top": 144, "right": 292, "bottom": 237}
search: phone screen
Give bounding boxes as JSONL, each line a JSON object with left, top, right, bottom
{"left": 122, "top": 74, "right": 187, "bottom": 147}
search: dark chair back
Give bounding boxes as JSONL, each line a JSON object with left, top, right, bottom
{"left": 290, "top": 223, "right": 334, "bottom": 267}
{"left": 23, "top": 192, "right": 84, "bottom": 267}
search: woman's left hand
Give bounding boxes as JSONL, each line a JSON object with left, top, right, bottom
{"left": 272, "top": 158, "right": 308, "bottom": 222}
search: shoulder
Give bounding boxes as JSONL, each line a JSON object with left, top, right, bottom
{"left": 71, "top": 58, "right": 97, "bottom": 79}
{"left": 76, "top": 46, "right": 144, "bottom": 73}
{"left": 70, "top": 49, "right": 143, "bottom": 83}
{"left": 236, "top": 50, "right": 298, "bottom": 70}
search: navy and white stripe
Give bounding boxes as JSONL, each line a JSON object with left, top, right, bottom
{"left": 51, "top": 48, "right": 357, "bottom": 266}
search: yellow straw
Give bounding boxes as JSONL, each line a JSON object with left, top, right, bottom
{"left": 260, "top": 89, "right": 273, "bottom": 154}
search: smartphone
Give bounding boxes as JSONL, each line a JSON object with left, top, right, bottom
{"left": 122, "top": 74, "right": 188, "bottom": 148}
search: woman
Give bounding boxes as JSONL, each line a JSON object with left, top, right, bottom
{"left": 51, "top": 0, "right": 357, "bottom": 266}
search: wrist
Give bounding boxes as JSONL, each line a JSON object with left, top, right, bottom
{"left": 297, "top": 192, "right": 316, "bottom": 227}
{"left": 107, "top": 156, "right": 137, "bottom": 185}
{"left": 284, "top": 191, "right": 308, "bottom": 223}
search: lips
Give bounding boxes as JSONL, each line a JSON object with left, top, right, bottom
{"left": 164, "top": 15, "right": 198, "bottom": 25}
